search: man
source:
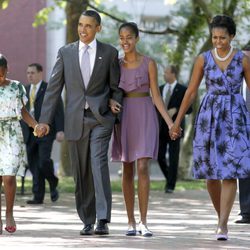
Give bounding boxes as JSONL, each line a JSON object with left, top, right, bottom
{"left": 157, "top": 65, "right": 192, "bottom": 193}
{"left": 235, "top": 65, "right": 250, "bottom": 224}
{"left": 39, "top": 10, "right": 123, "bottom": 235}
{"left": 21, "top": 63, "right": 64, "bottom": 204}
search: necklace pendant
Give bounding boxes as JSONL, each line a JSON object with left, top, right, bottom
{"left": 214, "top": 46, "right": 234, "bottom": 62}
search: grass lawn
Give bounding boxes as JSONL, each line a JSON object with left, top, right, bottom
{"left": 17, "top": 176, "right": 206, "bottom": 194}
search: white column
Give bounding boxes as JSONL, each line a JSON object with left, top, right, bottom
{"left": 46, "top": 0, "right": 66, "bottom": 81}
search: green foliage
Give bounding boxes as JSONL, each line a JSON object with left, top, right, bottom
{"left": 95, "top": 5, "right": 130, "bottom": 46}
{"left": 33, "top": 6, "right": 54, "bottom": 28}
{"left": 33, "top": 1, "right": 66, "bottom": 28}
{"left": 16, "top": 177, "right": 205, "bottom": 194}
{"left": 0, "top": 0, "right": 9, "bottom": 9}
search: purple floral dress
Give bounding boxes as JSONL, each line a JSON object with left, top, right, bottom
{"left": 193, "top": 50, "right": 250, "bottom": 180}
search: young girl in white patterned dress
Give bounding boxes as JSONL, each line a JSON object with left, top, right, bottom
{"left": 0, "top": 54, "right": 44, "bottom": 234}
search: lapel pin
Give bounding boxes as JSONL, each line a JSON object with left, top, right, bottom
{"left": 99, "top": 56, "right": 102, "bottom": 59}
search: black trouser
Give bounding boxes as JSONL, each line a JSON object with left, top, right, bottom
{"left": 26, "top": 135, "right": 58, "bottom": 202}
{"left": 157, "top": 130, "right": 180, "bottom": 191}
{"left": 239, "top": 178, "right": 250, "bottom": 219}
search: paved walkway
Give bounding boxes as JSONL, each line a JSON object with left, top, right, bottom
{"left": 1, "top": 189, "right": 250, "bottom": 250}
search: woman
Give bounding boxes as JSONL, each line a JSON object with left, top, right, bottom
{"left": 0, "top": 54, "right": 45, "bottom": 234}
{"left": 111, "top": 22, "right": 177, "bottom": 237}
{"left": 170, "top": 15, "right": 250, "bottom": 240}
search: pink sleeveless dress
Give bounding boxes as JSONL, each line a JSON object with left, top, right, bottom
{"left": 111, "top": 56, "right": 159, "bottom": 163}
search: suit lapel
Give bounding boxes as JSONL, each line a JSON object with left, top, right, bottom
{"left": 26, "top": 85, "right": 31, "bottom": 110}
{"left": 169, "top": 83, "right": 180, "bottom": 103}
{"left": 73, "top": 41, "right": 85, "bottom": 90}
{"left": 160, "top": 85, "right": 164, "bottom": 95}
{"left": 36, "top": 81, "right": 46, "bottom": 101}
{"left": 87, "top": 40, "right": 103, "bottom": 89}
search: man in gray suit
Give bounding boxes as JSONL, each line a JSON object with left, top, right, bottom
{"left": 39, "top": 10, "right": 123, "bottom": 235}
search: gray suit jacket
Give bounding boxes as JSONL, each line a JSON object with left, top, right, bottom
{"left": 39, "top": 40, "right": 123, "bottom": 140}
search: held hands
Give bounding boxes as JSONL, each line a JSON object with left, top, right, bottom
{"left": 109, "top": 98, "right": 122, "bottom": 114}
{"left": 169, "top": 123, "right": 182, "bottom": 140}
{"left": 33, "top": 123, "right": 50, "bottom": 137}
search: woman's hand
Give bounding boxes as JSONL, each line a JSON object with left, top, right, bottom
{"left": 109, "top": 98, "right": 122, "bottom": 114}
{"left": 169, "top": 123, "right": 182, "bottom": 140}
{"left": 33, "top": 123, "right": 50, "bottom": 137}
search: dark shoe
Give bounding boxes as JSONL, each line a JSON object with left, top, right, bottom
{"left": 165, "top": 189, "right": 174, "bottom": 194}
{"left": 235, "top": 217, "right": 250, "bottom": 224}
{"left": 80, "top": 224, "right": 94, "bottom": 235}
{"left": 94, "top": 220, "right": 109, "bottom": 235}
{"left": 26, "top": 199, "right": 43, "bottom": 205}
{"left": 51, "top": 189, "right": 59, "bottom": 202}
{"left": 126, "top": 224, "right": 136, "bottom": 236}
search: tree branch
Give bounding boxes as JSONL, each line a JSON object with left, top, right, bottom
{"left": 224, "top": 0, "right": 238, "bottom": 16}
{"left": 194, "top": 0, "right": 213, "bottom": 23}
{"left": 87, "top": 2, "right": 180, "bottom": 35}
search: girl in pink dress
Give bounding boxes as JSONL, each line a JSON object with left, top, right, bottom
{"left": 111, "top": 22, "right": 178, "bottom": 236}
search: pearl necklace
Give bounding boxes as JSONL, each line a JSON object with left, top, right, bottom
{"left": 214, "top": 46, "right": 234, "bottom": 62}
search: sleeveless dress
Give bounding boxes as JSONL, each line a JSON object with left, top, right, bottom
{"left": 111, "top": 56, "right": 159, "bottom": 163}
{"left": 193, "top": 50, "right": 250, "bottom": 180}
{"left": 0, "top": 81, "right": 28, "bottom": 176}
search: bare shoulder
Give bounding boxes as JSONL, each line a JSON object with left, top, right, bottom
{"left": 146, "top": 56, "right": 157, "bottom": 70}
{"left": 242, "top": 53, "right": 250, "bottom": 66}
{"left": 196, "top": 53, "right": 205, "bottom": 64}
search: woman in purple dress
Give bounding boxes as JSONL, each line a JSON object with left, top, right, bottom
{"left": 111, "top": 22, "right": 176, "bottom": 237}
{"left": 170, "top": 15, "right": 250, "bottom": 240}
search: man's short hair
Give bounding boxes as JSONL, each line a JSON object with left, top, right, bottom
{"left": 82, "top": 10, "right": 101, "bottom": 25}
{"left": 28, "top": 63, "right": 43, "bottom": 72}
{"left": 169, "top": 65, "right": 178, "bottom": 76}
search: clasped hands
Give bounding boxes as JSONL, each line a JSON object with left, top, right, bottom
{"left": 169, "top": 123, "right": 182, "bottom": 140}
{"left": 33, "top": 123, "right": 50, "bottom": 137}
{"left": 109, "top": 98, "right": 122, "bottom": 114}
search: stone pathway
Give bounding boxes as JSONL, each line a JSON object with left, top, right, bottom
{"left": 1, "top": 190, "right": 250, "bottom": 250}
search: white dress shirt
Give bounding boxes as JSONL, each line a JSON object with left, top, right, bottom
{"left": 79, "top": 39, "right": 97, "bottom": 76}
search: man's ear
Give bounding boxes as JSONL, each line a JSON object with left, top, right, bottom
{"left": 97, "top": 25, "right": 102, "bottom": 33}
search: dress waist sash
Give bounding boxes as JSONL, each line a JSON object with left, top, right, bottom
{"left": 124, "top": 92, "right": 150, "bottom": 98}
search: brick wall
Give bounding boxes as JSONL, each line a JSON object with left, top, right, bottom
{"left": 0, "top": 0, "right": 46, "bottom": 84}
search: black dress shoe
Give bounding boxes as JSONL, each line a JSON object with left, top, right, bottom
{"left": 26, "top": 199, "right": 43, "bottom": 205}
{"left": 51, "top": 189, "right": 59, "bottom": 202}
{"left": 165, "top": 189, "right": 174, "bottom": 193}
{"left": 94, "top": 220, "right": 109, "bottom": 235}
{"left": 235, "top": 217, "right": 250, "bottom": 224}
{"left": 80, "top": 224, "right": 94, "bottom": 235}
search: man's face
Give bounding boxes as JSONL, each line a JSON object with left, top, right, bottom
{"left": 27, "top": 66, "right": 42, "bottom": 85}
{"left": 164, "top": 68, "right": 175, "bottom": 83}
{"left": 78, "top": 15, "right": 101, "bottom": 44}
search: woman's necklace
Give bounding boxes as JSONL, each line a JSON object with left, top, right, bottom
{"left": 214, "top": 46, "right": 234, "bottom": 62}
